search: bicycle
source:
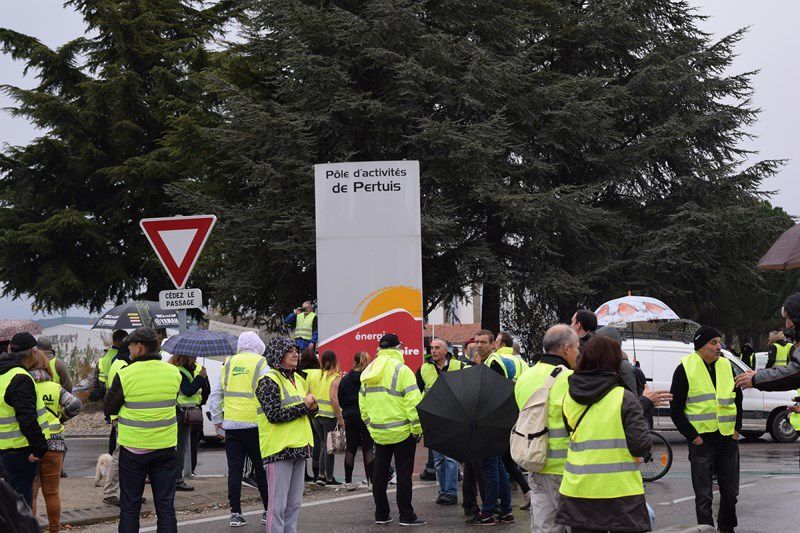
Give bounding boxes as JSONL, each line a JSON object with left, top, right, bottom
{"left": 637, "top": 430, "right": 673, "bottom": 482}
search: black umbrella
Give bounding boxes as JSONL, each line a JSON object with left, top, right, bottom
{"left": 92, "top": 301, "right": 179, "bottom": 330}
{"left": 416, "top": 363, "right": 519, "bottom": 462}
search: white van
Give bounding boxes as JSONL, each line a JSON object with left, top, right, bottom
{"left": 621, "top": 338, "right": 798, "bottom": 443}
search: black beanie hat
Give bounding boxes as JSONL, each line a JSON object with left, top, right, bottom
{"left": 693, "top": 325, "right": 722, "bottom": 351}
{"left": 783, "top": 292, "right": 800, "bottom": 328}
{"left": 10, "top": 332, "right": 37, "bottom": 352}
{"left": 379, "top": 333, "right": 401, "bottom": 349}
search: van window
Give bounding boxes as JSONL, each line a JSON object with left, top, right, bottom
{"left": 724, "top": 354, "right": 746, "bottom": 376}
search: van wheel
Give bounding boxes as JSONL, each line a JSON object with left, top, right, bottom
{"left": 740, "top": 430, "right": 764, "bottom": 440}
{"left": 768, "top": 410, "right": 799, "bottom": 443}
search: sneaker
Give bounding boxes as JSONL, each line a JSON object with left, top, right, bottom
{"left": 325, "top": 478, "right": 342, "bottom": 486}
{"left": 345, "top": 482, "right": 359, "bottom": 491}
{"left": 230, "top": 513, "right": 247, "bottom": 527}
{"left": 466, "top": 513, "right": 495, "bottom": 526}
{"left": 441, "top": 494, "right": 457, "bottom": 505}
{"left": 419, "top": 469, "right": 436, "bottom": 481}
{"left": 61, "top": 471, "right": 68, "bottom": 478}
{"left": 464, "top": 506, "right": 480, "bottom": 516}
{"left": 262, "top": 511, "right": 267, "bottom": 525}
{"left": 375, "top": 517, "right": 394, "bottom": 525}
{"left": 175, "top": 480, "right": 194, "bottom": 491}
{"left": 497, "top": 513, "right": 515, "bottom": 524}
{"left": 360, "top": 479, "right": 371, "bottom": 489}
{"left": 305, "top": 473, "right": 315, "bottom": 483}
{"left": 315, "top": 477, "right": 326, "bottom": 487}
{"left": 103, "top": 496, "right": 120, "bottom": 506}
{"left": 389, "top": 473, "right": 397, "bottom": 485}
{"left": 519, "top": 499, "right": 531, "bottom": 511}
{"left": 400, "top": 518, "right": 427, "bottom": 527}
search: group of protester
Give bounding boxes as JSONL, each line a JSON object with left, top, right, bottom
{"left": 0, "top": 332, "right": 81, "bottom": 532}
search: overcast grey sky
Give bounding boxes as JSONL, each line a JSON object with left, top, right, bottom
{"left": 0, "top": 0, "right": 797, "bottom": 319}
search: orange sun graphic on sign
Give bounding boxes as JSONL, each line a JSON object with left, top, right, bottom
{"left": 356, "top": 286, "right": 423, "bottom": 322}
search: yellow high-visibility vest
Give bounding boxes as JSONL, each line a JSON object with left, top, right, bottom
{"left": 257, "top": 370, "right": 314, "bottom": 458}
{"left": 774, "top": 343, "right": 792, "bottom": 367}
{"left": 306, "top": 369, "right": 338, "bottom": 418}
{"left": 680, "top": 353, "right": 736, "bottom": 436}
{"left": 560, "top": 386, "right": 643, "bottom": 498}
{"left": 116, "top": 359, "right": 181, "bottom": 449}
{"left": 98, "top": 348, "right": 117, "bottom": 384}
{"left": 177, "top": 364, "right": 204, "bottom": 407}
{"left": 0, "top": 367, "right": 50, "bottom": 449}
{"left": 221, "top": 352, "right": 267, "bottom": 424}
{"left": 294, "top": 312, "right": 316, "bottom": 341}
{"left": 419, "top": 358, "right": 463, "bottom": 392}
{"left": 36, "top": 380, "right": 63, "bottom": 435}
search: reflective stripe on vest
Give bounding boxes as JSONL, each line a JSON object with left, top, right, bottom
{"left": 117, "top": 359, "right": 181, "bottom": 449}
{"left": 774, "top": 343, "right": 792, "bottom": 367}
{"left": 49, "top": 358, "right": 60, "bottom": 385}
{"left": 177, "top": 364, "right": 203, "bottom": 407}
{"left": 513, "top": 361, "right": 572, "bottom": 474}
{"left": 294, "top": 312, "right": 316, "bottom": 341}
{"left": 560, "top": 386, "right": 643, "bottom": 498}
{"left": 681, "top": 353, "right": 736, "bottom": 436}
{"left": 221, "top": 353, "right": 266, "bottom": 423}
{"left": 307, "top": 369, "right": 338, "bottom": 418}
{"left": 419, "top": 358, "right": 463, "bottom": 392}
{"left": 258, "top": 370, "right": 314, "bottom": 458}
{"left": 0, "top": 367, "right": 50, "bottom": 449}
{"left": 98, "top": 348, "right": 117, "bottom": 383}
{"left": 36, "top": 380, "right": 63, "bottom": 435}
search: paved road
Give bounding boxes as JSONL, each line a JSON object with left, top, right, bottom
{"left": 69, "top": 432, "right": 800, "bottom": 532}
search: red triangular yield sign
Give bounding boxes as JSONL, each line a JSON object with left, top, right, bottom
{"left": 140, "top": 215, "right": 217, "bottom": 289}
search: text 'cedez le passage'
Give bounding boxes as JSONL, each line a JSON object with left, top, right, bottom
{"left": 326, "top": 166, "right": 406, "bottom": 194}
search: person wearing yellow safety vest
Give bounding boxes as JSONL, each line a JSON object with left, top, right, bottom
{"left": 90, "top": 329, "right": 128, "bottom": 402}
{"left": 101, "top": 341, "right": 134, "bottom": 506}
{"left": 104, "top": 327, "right": 182, "bottom": 533}
{"left": 360, "top": 333, "right": 426, "bottom": 527}
{"left": 35, "top": 337, "right": 73, "bottom": 393}
{"left": 415, "top": 338, "right": 463, "bottom": 506}
{"left": 670, "top": 326, "right": 742, "bottom": 533}
{"left": 208, "top": 331, "right": 271, "bottom": 527}
{"left": 495, "top": 331, "right": 529, "bottom": 381}
{"left": 468, "top": 329, "right": 514, "bottom": 525}
{"left": 305, "top": 350, "right": 344, "bottom": 486}
{"left": 27, "top": 349, "right": 82, "bottom": 533}
{"left": 0, "top": 332, "right": 51, "bottom": 508}
{"left": 555, "top": 335, "right": 652, "bottom": 532}
{"left": 514, "top": 325, "right": 578, "bottom": 533}
{"left": 169, "top": 354, "right": 210, "bottom": 492}
{"left": 284, "top": 301, "right": 318, "bottom": 352}
{"left": 255, "top": 337, "right": 318, "bottom": 533}
{"left": 766, "top": 330, "right": 792, "bottom": 368}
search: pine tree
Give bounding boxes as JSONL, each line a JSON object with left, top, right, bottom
{"left": 0, "top": 0, "right": 233, "bottom": 312}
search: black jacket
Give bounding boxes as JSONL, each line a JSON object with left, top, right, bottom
{"left": 177, "top": 362, "right": 210, "bottom": 407}
{"left": 669, "top": 357, "right": 743, "bottom": 443}
{"left": 0, "top": 353, "right": 47, "bottom": 458}
{"left": 338, "top": 370, "right": 363, "bottom": 419}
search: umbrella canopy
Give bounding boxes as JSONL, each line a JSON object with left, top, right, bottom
{"left": 0, "top": 320, "right": 43, "bottom": 341}
{"left": 416, "top": 364, "right": 518, "bottom": 462}
{"left": 757, "top": 223, "right": 800, "bottom": 271}
{"left": 161, "top": 330, "right": 238, "bottom": 358}
{"left": 595, "top": 295, "right": 679, "bottom": 326}
{"left": 92, "top": 301, "right": 179, "bottom": 330}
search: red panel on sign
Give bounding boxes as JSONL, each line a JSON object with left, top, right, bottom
{"left": 140, "top": 215, "right": 217, "bottom": 289}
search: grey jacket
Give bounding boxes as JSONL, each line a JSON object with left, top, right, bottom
{"left": 556, "top": 371, "right": 652, "bottom": 532}
{"left": 753, "top": 344, "right": 800, "bottom": 391}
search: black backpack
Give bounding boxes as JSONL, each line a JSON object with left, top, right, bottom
{"left": 0, "top": 479, "right": 40, "bottom": 533}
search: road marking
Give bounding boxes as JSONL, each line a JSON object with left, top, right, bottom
{"left": 658, "top": 482, "right": 756, "bottom": 506}
{"left": 140, "top": 483, "right": 437, "bottom": 531}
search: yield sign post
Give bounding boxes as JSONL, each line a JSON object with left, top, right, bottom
{"left": 140, "top": 215, "right": 216, "bottom": 332}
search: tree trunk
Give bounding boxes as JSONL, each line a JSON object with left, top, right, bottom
{"left": 481, "top": 282, "right": 501, "bottom": 335}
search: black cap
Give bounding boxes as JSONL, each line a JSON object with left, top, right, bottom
{"left": 693, "top": 325, "right": 721, "bottom": 351}
{"left": 124, "top": 326, "right": 158, "bottom": 346}
{"left": 379, "top": 333, "right": 401, "bottom": 349}
{"left": 10, "top": 332, "right": 37, "bottom": 352}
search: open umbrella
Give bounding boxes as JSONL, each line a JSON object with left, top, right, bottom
{"left": 0, "top": 320, "right": 43, "bottom": 341}
{"left": 595, "top": 295, "right": 679, "bottom": 326}
{"left": 92, "top": 301, "right": 179, "bottom": 330}
{"left": 757, "top": 223, "right": 800, "bottom": 271}
{"left": 416, "top": 364, "right": 518, "bottom": 462}
{"left": 161, "top": 330, "right": 238, "bottom": 358}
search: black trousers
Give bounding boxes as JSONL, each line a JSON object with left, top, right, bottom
{"left": 190, "top": 424, "right": 202, "bottom": 472}
{"left": 108, "top": 424, "right": 117, "bottom": 455}
{"left": 462, "top": 458, "right": 486, "bottom": 512}
{"left": 501, "top": 447, "right": 530, "bottom": 493}
{"left": 119, "top": 447, "right": 177, "bottom": 533}
{"left": 225, "top": 427, "right": 268, "bottom": 513}
{"left": 689, "top": 437, "right": 739, "bottom": 529}
{"left": 372, "top": 436, "right": 417, "bottom": 522}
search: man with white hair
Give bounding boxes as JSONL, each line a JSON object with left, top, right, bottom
{"left": 514, "top": 324, "right": 579, "bottom": 533}
{"left": 209, "top": 331, "right": 271, "bottom": 527}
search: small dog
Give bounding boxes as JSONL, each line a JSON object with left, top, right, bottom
{"left": 94, "top": 453, "right": 113, "bottom": 487}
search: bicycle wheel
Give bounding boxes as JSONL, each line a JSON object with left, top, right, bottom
{"left": 637, "top": 431, "right": 673, "bottom": 482}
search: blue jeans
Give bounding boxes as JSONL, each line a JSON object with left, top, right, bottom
{"left": 0, "top": 449, "right": 39, "bottom": 508}
{"left": 480, "top": 455, "right": 511, "bottom": 516}
{"left": 433, "top": 450, "right": 458, "bottom": 498}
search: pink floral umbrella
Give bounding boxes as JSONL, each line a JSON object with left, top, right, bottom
{"left": 595, "top": 295, "right": 679, "bottom": 326}
{"left": 0, "top": 319, "right": 43, "bottom": 341}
